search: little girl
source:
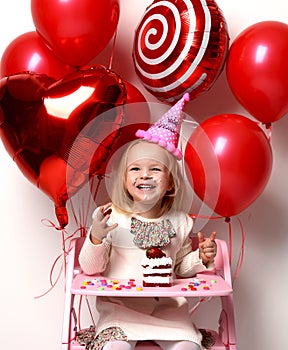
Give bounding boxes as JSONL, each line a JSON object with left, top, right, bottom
{"left": 79, "top": 94, "right": 217, "bottom": 350}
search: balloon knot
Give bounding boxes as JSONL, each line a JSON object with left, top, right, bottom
{"left": 264, "top": 122, "right": 272, "bottom": 129}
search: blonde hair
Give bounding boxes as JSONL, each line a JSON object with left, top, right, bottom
{"left": 111, "top": 139, "right": 188, "bottom": 214}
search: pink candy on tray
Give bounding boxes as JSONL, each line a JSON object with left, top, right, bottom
{"left": 81, "top": 278, "right": 143, "bottom": 291}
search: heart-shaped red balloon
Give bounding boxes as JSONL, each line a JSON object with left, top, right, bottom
{"left": 0, "top": 66, "right": 126, "bottom": 228}
{"left": 31, "top": 0, "right": 120, "bottom": 67}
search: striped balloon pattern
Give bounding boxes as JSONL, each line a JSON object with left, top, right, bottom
{"left": 132, "top": 0, "right": 229, "bottom": 103}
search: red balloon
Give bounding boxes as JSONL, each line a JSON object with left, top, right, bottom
{"left": 0, "top": 31, "right": 74, "bottom": 79}
{"left": 125, "top": 81, "right": 147, "bottom": 105}
{"left": 95, "top": 81, "right": 151, "bottom": 176}
{"left": 31, "top": 0, "right": 120, "bottom": 67}
{"left": 132, "top": 0, "right": 229, "bottom": 103}
{"left": 226, "top": 21, "right": 288, "bottom": 124}
{"left": 185, "top": 114, "right": 273, "bottom": 218}
{"left": 0, "top": 66, "right": 126, "bottom": 228}
{"left": 112, "top": 81, "right": 151, "bottom": 147}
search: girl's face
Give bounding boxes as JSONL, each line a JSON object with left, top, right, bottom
{"left": 125, "top": 143, "right": 172, "bottom": 211}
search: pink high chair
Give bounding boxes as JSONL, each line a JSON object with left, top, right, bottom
{"left": 61, "top": 237, "right": 237, "bottom": 349}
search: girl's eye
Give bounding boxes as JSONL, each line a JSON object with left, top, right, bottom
{"left": 129, "top": 167, "right": 140, "bottom": 171}
{"left": 151, "top": 167, "right": 161, "bottom": 172}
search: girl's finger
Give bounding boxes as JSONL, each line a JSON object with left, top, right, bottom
{"left": 209, "top": 231, "right": 216, "bottom": 242}
{"left": 198, "top": 231, "right": 205, "bottom": 243}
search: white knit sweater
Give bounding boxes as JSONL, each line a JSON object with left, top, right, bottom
{"left": 78, "top": 206, "right": 213, "bottom": 348}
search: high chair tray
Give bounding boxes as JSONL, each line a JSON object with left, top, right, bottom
{"left": 71, "top": 273, "right": 232, "bottom": 297}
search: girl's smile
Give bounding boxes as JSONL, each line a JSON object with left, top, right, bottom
{"left": 126, "top": 160, "right": 170, "bottom": 203}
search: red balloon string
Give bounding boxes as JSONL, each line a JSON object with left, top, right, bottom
{"left": 78, "top": 295, "right": 83, "bottom": 330}
{"left": 108, "top": 25, "right": 119, "bottom": 70}
{"left": 233, "top": 218, "right": 245, "bottom": 283}
{"left": 227, "top": 219, "right": 233, "bottom": 265}
{"left": 91, "top": 175, "right": 104, "bottom": 207}
{"left": 70, "top": 200, "right": 81, "bottom": 229}
{"left": 76, "top": 295, "right": 96, "bottom": 333}
{"left": 70, "top": 199, "right": 89, "bottom": 237}
{"left": 189, "top": 214, "right": 224, "bottom": 221}
{"left": 40, "top": 217, "right": 65, "bottom": 231}
{"left": 34, "top": 225, "right": 67, "bottom": 299}
{"left": 189, "top": 297, "right": 212, "bottom": 316}
{"left": 35, "top": 219, "right": 87, "bottom": 299}
{"left": 264, "top": 122, "right": 273, "bottom": 142}
{"left": 65, "top": 297, "right": 96, "bottom": 345}
{"left": 35, "top": 175, "right": 105, "bottom": 299}
{"left": 34, "top": 253, "right": 64, "bottom": 299}
{"left": 69, "top": 175, "right": 104, "bottom": 232}
{"left": 257, "top": 121, "right": 273, "bottom": 142}
{"left": 222, "top": 217, "right": 246, "bottom": 283}
{"left": 68, "top": 308, "right": 79, "bottom": 344}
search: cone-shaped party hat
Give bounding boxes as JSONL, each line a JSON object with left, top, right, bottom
{"left": 135, "top": 93, "right": 190, "bottom": 160}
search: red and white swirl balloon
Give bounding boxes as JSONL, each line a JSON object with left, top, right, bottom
{"left": 132, "top": 0, "right": 229, "bottom": 103}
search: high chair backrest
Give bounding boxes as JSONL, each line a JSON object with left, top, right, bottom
{"left": 71, "top": 236, "right": 85, "bottom": 275}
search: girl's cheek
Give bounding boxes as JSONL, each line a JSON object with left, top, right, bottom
{"left": 127, "top": 175, "right": 137, "bottom": 186}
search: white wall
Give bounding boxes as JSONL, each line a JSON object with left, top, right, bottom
{"left": 0, "top": 1, "right": 287, "bottom": 349}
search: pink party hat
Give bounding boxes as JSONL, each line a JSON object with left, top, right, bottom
{"left": 135, "top": 93, "right": 190, "bottom": 160}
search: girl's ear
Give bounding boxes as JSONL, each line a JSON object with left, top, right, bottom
{"left": 166, "top": 182, "right": 175, "bottom": 194}
{"left": 168, "top": 175, "right": 175, "bottom": 191}
{"left": 167, "top": 182, "right": 173, "bottom": 191}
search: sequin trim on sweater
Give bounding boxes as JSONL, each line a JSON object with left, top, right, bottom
{"left": 76, "top": 326, "right": 215, "bottom": 349}
{"left": 76, "top": 326, "right": 128, "bottom": 350}
{"left": 130, "top": 217, "right": 176, "bottom": 249}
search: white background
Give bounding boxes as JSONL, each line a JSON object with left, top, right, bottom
{"left": 0, "top": 1, "right": 287, "bottom": 349}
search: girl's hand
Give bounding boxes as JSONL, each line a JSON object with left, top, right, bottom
{"left": 198, "top": 231, "right": 217, "bottom": 265}
{"left": 90, "top": 203, "right": 118, "bottom": 244}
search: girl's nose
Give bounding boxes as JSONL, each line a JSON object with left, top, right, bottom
{"left": 140, "top": 171, "right": 152, "bottom": 179}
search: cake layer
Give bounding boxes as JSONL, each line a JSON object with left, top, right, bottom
{"left": 143, "top": 275, "right": 173, "bottom": 285}
{"left": 141, "top": 256, "right": 172, "bottom": 268}
{"left": 143, "top": 282, "right": 173, "bottom": 287}
{"left": 143, "top": 267, "right": 172, "bottom": 275}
